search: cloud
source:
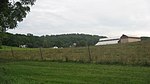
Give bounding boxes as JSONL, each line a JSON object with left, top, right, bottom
{"left": 8, "top": 0, "right": 150, "bottom": 37}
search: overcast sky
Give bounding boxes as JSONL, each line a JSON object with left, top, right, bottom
{"left": 8, "top": 0, "right": 150, "bottom": 37}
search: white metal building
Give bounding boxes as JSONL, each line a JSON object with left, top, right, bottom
{"left": 95, "top": 37, "right": 119, "bottom": 46}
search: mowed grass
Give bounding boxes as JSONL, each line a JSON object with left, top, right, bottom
{"left": 0, "top": 61, "right": 150, "bottom": 84}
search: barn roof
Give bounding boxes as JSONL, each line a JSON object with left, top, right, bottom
{"left": 121, "top": 34, "right": 141, "bottom": 39}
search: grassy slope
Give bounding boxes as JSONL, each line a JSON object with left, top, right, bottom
{"left": 0, "top": 61, "right": 150, "bottom": 84}
{"left": 0, "top": 41, "right": 150, "bottom": 65}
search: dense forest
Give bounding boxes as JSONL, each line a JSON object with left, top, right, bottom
{"left": 0, "top": 33, "right": 106, "bottom": 48}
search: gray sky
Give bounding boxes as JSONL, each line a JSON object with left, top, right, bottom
{"left": 8, "top": 0, "right": 150, "bottom": 37}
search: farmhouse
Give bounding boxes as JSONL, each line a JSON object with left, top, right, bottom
{"left": 95, "top": 34, "right": 141, "bottom": 46}
{"left": 95, "top": 37, "right": 120, "bottom": 45}
{"left": 118, "top": 34, "right": 141, "bottom": 43}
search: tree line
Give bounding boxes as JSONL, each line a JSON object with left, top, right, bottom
{"left": 1, "top": 33, "right": 106, "bottom": 48}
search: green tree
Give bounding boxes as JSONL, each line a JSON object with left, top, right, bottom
{"left": 0, "top": 0, "right": 36, "bottom": 48}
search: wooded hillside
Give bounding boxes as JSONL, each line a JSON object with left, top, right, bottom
{"left": 1, "top": 33, "right": 106, "bottom": 48}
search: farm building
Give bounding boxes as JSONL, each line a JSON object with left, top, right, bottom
{"left": 95, "top": 37, "right": 120, "bottom": 46}
{"left": 19, "top": 45, "right": 27, "bottom": 48}
{"left": 95, "top": 34, "right": 141, "bottom": 46}
{"left": 118, "top": 34, "right": 141, "bottom": 43}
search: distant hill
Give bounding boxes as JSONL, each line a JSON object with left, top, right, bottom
{"left": 1, "top": 33, "right": 106, "bottom": 48}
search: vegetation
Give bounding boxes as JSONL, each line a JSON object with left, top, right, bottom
{"left": 0, "top": 61, "right": 150, "bottom": 84}
{"left": 0, "top": 0, "right": 36, "bottom": 32}
{"left": 141, "top": 36, "right": 150, "bottom": 41}
{"left": 0, "top": 40, "right": 150, "bottom": 66}
{"left": 1, "top": 32, "right": 106, "bottom": 48}
{"left": 0, "top": 36, "right": 150, "bottom": 84}
{"left": 0, "top": 0, "right": 36, "bottom": 48}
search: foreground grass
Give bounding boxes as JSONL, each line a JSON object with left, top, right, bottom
{"left": 0, "top": 61, "right": 150, "bottom": 84}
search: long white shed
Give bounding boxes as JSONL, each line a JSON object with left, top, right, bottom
{"left": 95, "top": 37, "right": 119, "bottom": 46}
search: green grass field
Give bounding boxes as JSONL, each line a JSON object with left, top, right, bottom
{"left": 0, "top": 41, "right": 150, "bottom": 84}
{"left": 0, "top": 61, "right": 150, "bottom": 84}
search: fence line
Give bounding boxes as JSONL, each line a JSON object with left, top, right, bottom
{"left": 0, "top": 45, "right": 150, "bottom": 66}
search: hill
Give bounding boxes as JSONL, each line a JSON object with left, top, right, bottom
{"left": 0, "top": 33, "right": 106, "bottom": 48}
